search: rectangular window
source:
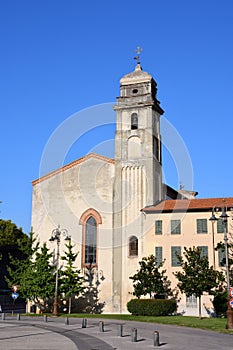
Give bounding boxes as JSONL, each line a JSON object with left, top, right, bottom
{"left": 198, "top": 246, "right": 208, "bottom": 258}
{"left": 155, "top": 246, "right": 163, "bottom": 266}
{"left": 153, "top": 136, "right": 159, "bottom": 161}
{"left": 186, "top": 294, "right": 197, "bottom": 308}
{"left": 217, "top": 219, "right": 228, "bottom": 233}
{"left": 171, "top": 246, "right": 181, "bottom": 266}
{"left": 218, "top": 247, "right": 226, "bottom": 267}
{"left": 155, "top": 220, "right": 162, "bottom": 235}
{"left": 171, "top": 220, "right": 181, "bottom": 234}
{"left": 196, "top": 219, "right": 208, "bottom": 233}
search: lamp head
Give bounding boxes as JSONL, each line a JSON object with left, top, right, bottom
{"left": 220, "top": 207, "right": 229, "bottom": 222}
{"left": 209, "top": 214, "right": 218, "bottom": 221}
{"left": 209, "top": 207, "right": 218, "bottom": 221}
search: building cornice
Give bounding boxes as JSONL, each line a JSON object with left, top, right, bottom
{"left": 142, "top": 198, "right": 233, "bottom": 214}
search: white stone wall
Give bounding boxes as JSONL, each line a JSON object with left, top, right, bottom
{"left": 31, "top": 155, "right": 115, "bottom": 313}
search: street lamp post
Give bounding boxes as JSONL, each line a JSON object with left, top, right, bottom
{"left": 49, "top": 225, "right": 70, "bottom": 316}
{"left": 209, "top": 207, "right": 217, "bottom": 269}
{"left": 210, "top": 206, "right": 233, "bottom": 329}
{"left": 220, "top": 207, "right": 233, "bottom": 329}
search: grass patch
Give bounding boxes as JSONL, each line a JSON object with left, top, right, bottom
{"left": 59, "top": 314, "right": 233, "bottom": 334}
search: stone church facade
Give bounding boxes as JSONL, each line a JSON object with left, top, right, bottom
{"left": 31, "top": 62, "right": 233, "bottom": 316}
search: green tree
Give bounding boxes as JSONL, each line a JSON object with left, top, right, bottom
{"left": 2, "top": 221, "right": 31, "bottom": 296}
{"left": 174, "top": 246, "right": 225, "bottom": 318}
{"left": 129, "top": 254, "right": 170, "bottom": 298}
{"left": 31, "top": 243, "right": 56, "bottom": 311}
{"left": 59, "top": 240, "right": 84, "bottom": 314}
{"left": 213, "top": 291, "right": 228, "bottom": 318}
{"left": 0, "top": 219, "right": 28, "bottom": 246}
{"left": 6, "top": 231, "right": 39, "bottom": 295}
{"left": 8, "top": 238, "right": 55, "bottom": 312}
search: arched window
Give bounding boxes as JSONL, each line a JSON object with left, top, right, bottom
{"left": 131, "top": 113, "right": 138, "bottom": 130}
{"left": 85, "top": 216, "right": 97, "bottom": 265}
{"left": 129, "top": 236, "right": 138, "bottom": 256}
{"left": 80, "top": 208, "right": 102, "bottom": 267}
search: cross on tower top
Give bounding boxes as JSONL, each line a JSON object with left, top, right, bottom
{"left": 134, "top": 46, "right": 143, "bottom": 63}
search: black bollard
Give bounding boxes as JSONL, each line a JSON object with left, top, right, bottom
{"left": 99, "top": 321, "right": 104, "bottom": 332}
{"left": 131, "top": 328, "right": 137, "bottom": 342}
{"left": 43, "top": 315, "right": 47, "bottom": 323}
{"left": 65, "top": 316, "right": 69, "bottom": 325}
{"left": 82, "top": 318, "right": 87, "bottom": 328}
{"left": 154, "top": 331, "right": 160, "bottom": 347}
{"left": 17, "top": 314, "right": 20, "bottom": 321}
{"left": 118, "top": 324, "right": 123, "bottom": 337}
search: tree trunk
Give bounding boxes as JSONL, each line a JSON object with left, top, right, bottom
{"left": 198, "top": 295, "right": 202, "bottom": 318}
{"left": 68, "top": 297, "right": 71, "bottom": 314}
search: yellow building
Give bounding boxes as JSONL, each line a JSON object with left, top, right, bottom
{"left": 143, "top": 197, "right": 233, "bottom": 316}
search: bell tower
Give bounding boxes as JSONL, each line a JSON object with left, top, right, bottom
{"left": 114, "top": 59, "right": 164, "bottom": 205}
{"left": 112, "top": 55, "right": 164, "bottom": 313}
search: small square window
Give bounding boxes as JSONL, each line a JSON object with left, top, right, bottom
{"left": 196, "top": 219, "right": 208, "bottom": 233}
{"left": 171, "top": 246, "right": 181, "bottom": 266}
{"left": 155, "top": 220, "right": 162, "bottom": 235}
{"left": 155, "top": 246, "right": 163, "bottom": 266}
{"left": 186, "top": 294, "right": 197, "bottom": 308}
{"left": 218, "top": 247, "right": 226, "bottom": 267}
{"left": 217, "top": 219, "right": 228, "bottom": 234}
{"left": 198, "top": 246, "right": 208, "bottom": 258}
{"left": 171, "top": 220, "right": 181, "bottom": 234}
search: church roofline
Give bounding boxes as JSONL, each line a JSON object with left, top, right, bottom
{"left": 141, "top": 197, "right": 233, "bottom": 213}
{"left": 32, "top": 153, "right": 114, "bottom": 186}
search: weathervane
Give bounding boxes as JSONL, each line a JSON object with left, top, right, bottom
{"left": 134, "top": 46, "right": 143, "bottom": 63}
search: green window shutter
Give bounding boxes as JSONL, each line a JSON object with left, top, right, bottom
{"left": 155, "top": 220, "right": 162, "bottom": 235}
{"left": 155, "top": 246, "right": 163, "bottom": 266}
{"left": 196, "top": 219, "right": 208, "bottom": 233}
{"left": 171, "top": 220, "right": 181, "bottom": 234}
{"left": 198, "top": 246, "right": 208, "bottom": 258}
{"left": 171, "top": 246, "right": 181, "bottom": 266}
{"left": 218, "top": 248, "right": 226, "bottom": 267}
{"left": 217, "top": 219, "right": 228, "bottom": 233}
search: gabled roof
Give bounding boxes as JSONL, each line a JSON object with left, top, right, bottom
{"left": 32, "top": 153, "right": 114, "bottom": 186}
{"left": 142, "top": 197, "right": 233, "bottom": 213}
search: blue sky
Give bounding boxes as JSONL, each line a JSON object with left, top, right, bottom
{"left": 1, "top": 0, "right": 233, "bottom": 233}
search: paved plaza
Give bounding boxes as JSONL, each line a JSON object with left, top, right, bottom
{"left": 0, "top": 315, "right": 232, "bottom": 350}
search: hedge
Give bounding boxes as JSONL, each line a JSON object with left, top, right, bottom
{"left": 127, "top": 298, "right": 177, "bottom": 316}
{"left": 213, "top": 291, "right": 227, "bottom": 318}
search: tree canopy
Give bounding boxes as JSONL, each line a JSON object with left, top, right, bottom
{"left": 0, "top": 219, "right": 28, "bottom": 246}
{"left": 174, "top": 246, "right": 225, "bottom": 317}
{"left": 129, "top": 254, "right": 171, "bottom": 299}
{"left": 7, "top": 234, "right": 56, "bottom": 312}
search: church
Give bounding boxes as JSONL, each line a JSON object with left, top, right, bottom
{"left": 31, "top": 59, "right": 233, "bottom": 316}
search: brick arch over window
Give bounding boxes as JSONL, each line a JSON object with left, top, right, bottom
{"left": 79, "top": 208, "right": 102, "bottom": 267}
{"left": 129, "top": 235, "right": 138, "bottom": 257}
